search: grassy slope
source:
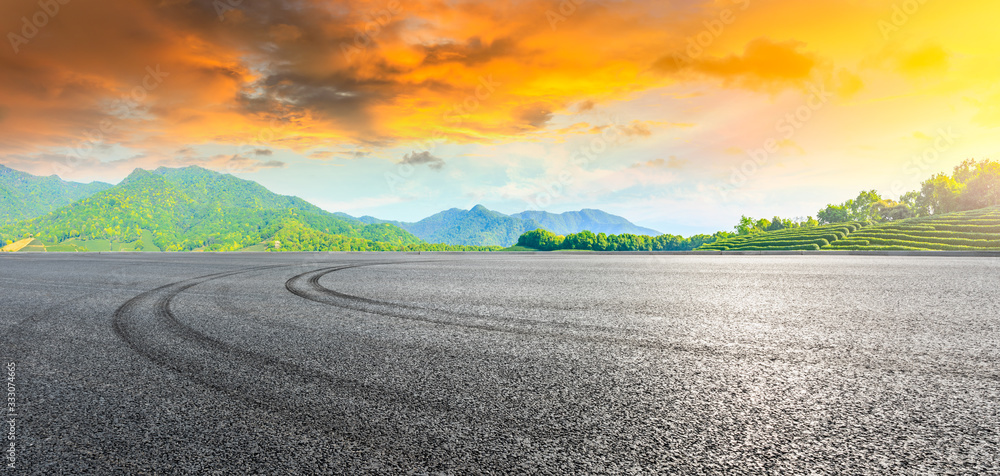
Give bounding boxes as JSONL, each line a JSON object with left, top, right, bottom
{"left": 699, "top": 206, "right": 1000, "bottom": 251}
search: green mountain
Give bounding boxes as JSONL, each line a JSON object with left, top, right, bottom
{"left": 345, "top": 205, "right": 661, "bottom": 246}
{"left": 402, "top": 205, "right": 544, "bottom": 247}
{"left": 511, "top": 209, "right": 661, "bottom": 236}
{"left": 0, "top": 164, "right": 111, "bottom": 226}
{"left": 0, "top": 165, "right": 663, "bottom": 250}
{"left": 0, "top": 166, "right": 423, "bottom": 252}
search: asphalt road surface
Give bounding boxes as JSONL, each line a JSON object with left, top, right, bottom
{"left": 1, "top": 253, "right": 998, "bottom": 474}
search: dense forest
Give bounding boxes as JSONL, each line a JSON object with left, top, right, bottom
{"left": 266, "top": 220, "right": 499, "bottom": 252}
{"left": 516, "top": 229, "right": 732, "bottom": 251}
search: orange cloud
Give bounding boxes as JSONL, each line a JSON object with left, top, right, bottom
{"left": 655, "top": 37, "right": 820, "bottom": 90}
{"left": 1, "top": 0, "right": 998, "bottom": 185}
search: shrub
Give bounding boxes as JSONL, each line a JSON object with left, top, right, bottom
{"left": 729, "top": 239, "right": 829, "bottom": 249}
{"left": 728, "top": 244, "right": 821, "bottom": 251}
{"left": 850, "top": 232, "right": 1000, "bottom": 247}
{"left": 927, "top": 224, "right": 1000, "bottom": 234}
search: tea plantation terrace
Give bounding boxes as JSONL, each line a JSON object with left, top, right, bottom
{"left": 699, "top": 206, "right": 1000, "bottom": 251}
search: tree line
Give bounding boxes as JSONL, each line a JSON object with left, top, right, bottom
{"left": 516, "top": 229, "right": 733, "bottom": 251}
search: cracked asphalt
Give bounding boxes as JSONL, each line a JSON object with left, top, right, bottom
{"left": 1, "top": 252, "right": 998, "bottom": 474}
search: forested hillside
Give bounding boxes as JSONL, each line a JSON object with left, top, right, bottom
{"left": 0, "top": 164, "right": 111, "bottom": 225}
{"left": 399, "top": 205, "right": 542, "bottom": 246}
{"left": 0, "top": 166, "right": 423, "bottom": 252}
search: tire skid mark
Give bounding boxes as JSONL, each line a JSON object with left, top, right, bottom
{"left": 286, "top": 262, "right": 1000, "bottom": 382}
{"left": 294, "top": 264, "right": 960, "bottom": 376}
{"left": 112, "top": 264, "right": 451, "bottom": 417}
{"left": 285, "top": 264, "right": 669, "bottom": 347}
{"left": 286, "top": 265, "right": 542, "bottom": 336}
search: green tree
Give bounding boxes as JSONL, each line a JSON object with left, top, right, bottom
{"left": 596, "top": 232, "right": 609, "bottom": 251}
{"left": 767, "top": 216, "right": 793, "bottom": 231}
{"left": 735, "top": 215, "right": 758, "bottom": 235}
{"left": 960, "top": 160, "right": 1000, "bottom": 209}
{"left": 516, "top": 229, "right": 564, "bottom": 250}
{"left": 848, "top": 190, "right": 883, "bottom": 222}
{"left": 873, "top": 199, "right": 914, "bottom": 221}
{"left": 919, "top": 174, "right": 964, "bottom": 214}
{"left": 899, "top": 191, "right": 925, "bottom": 216}
{"left": 952, "top": 158, "right": 980, "bottom": 184}
{"left": 563, "top": 230, "right": 597, "bottom": 250}
{"left": 817, "top": 204, "right": 851, "bottom": 224}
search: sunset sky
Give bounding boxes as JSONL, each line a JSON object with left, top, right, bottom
{"left": 1, "top": 0, "right": 997, "bottom": 234}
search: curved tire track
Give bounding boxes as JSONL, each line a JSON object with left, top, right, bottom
{"left": 284, "top": 263, "right": 663, "bottom": 346}
{"left": 287, "top": 263, "right": 1000, "bottom": 383}
{"left": 112, "top": 264, "right": 448, "bottom": 416}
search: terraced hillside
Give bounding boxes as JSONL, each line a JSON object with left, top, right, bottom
{"left": 700, "top": 206, "right": 1000, "bottom": 251}
{"left": 698, "top": 223, "right": 867, "bottom": 251}
{"left": 826, "top": 206, "right": 1000, "bottom": 250}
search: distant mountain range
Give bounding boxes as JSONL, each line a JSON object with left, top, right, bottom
{"left": 342, "top": 206, "right": 661, "bottom": 246}
{"left": 0, "top": 165, "right": 111, "bottom": 226}
{"left": 0, "top": 164, "right": 663, "bottom": 250}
